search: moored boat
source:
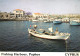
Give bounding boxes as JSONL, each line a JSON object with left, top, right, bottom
{"left": 70, "top": 20, "right": 80, "bottom": 25}
{"left": 28, "top": 25, "right": 70, "bottom": 40}
{"left": 32, "top": 19, "right": 39, "bottom": 22}
{"left": 44, "top": 20, "right": 53, "bottom": 23}
{"left": 53, "top": 19, "right": 62, "bottom": 24}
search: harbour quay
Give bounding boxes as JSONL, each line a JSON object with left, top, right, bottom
{"left": 0, "top": 9, "right": 80, "bottom": 22}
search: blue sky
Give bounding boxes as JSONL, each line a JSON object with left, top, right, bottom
{"left": 0, "top": 0, "right": 80, "bottom": 14}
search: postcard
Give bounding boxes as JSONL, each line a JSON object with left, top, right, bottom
{"left": 0, "top": 0, "right": 80, "bottom": 56}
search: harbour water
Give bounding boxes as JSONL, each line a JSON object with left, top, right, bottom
{"left": 0, "top": 21, "right": 80, "bottom": 52}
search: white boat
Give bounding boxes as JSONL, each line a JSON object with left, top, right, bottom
{"left": 32, "top": 20, "right": 39, "bottom": 22}
{"left": 44, "top": 20, "right": 53, "bottom": 23}
{"left": 28, "top": 25, "right": 70, "bottom": 40}
{"left": 53, "top": 19, "right": 62, "bottom": 24}
{"left": 70, "top": 20, "right": 80, "bottom": 25}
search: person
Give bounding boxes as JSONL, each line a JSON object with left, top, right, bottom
{"left": 43, "top": 30, "right": 45, "bottom": 33}
{"left": 54, "top": 27, "right": 59, "bottom": 35}
{"left": 33, "top": 25, "right": 37, "bottom": 29}
{"left": 30, "top": 25, "right": 31, "bottom": 27}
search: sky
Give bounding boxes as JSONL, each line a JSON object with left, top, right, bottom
{"left": 0, "top": 0, "right": 80, "bottom": 14}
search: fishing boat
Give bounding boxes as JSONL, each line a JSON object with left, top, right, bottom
{"left": 28, "top": 25, "right": 70, "bottom": 40}
{"left": 32, "top": 19, "right": 39, "bottom": 22}
{"left": 44, "top": 20, "right": 53, "bottom": 23}
{"left": 53, "top": 19, "right": 62, "bottom": 24}
{"left": 70, "top": 20, "right": 80, "bottom": 25}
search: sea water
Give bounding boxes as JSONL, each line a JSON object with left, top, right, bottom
{"left": 0, "top": 21, "right": 80, "bottom": 52}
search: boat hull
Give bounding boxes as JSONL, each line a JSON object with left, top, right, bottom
{"left": 44, "top": 21, "right": 53, "bottom": 23}
{"left": 28, "top": 29, "right": 70, "bottom": 40}
{"left": 53, "top": 21, "right": 62, "bottom": 24}
{"left": 32, "top": 20, "right": 39, "bottom": 22}
{"left": 70, "top": 21, "right": 80, "bottom": 25}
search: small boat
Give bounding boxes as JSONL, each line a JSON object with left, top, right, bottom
{"left": 44, "top": 20, "right": 53, "bottom": 23}
{"left": 53, "top": 19, "right": 62, "bottom": 24}
{"left": 70, "top": 20, "right": 80, "bottom": 25}
{"left": 28, "top": 25, "right": 70, "bottom": 40}
{"left": 32, "top": 20, "right": 39, "bottom": 22}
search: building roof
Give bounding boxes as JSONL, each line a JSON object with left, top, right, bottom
{"left": 14, "top": 9, "right": 23, "bottom": 11}
{"left": 34, "top": 13, "right": 42, "bottom": 15}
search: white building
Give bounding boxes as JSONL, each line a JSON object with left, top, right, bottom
{"left": 62, "top": 17, "right": 70, "bottom": 22}
{"left": 33, "top": 13, "right": 49, "bottom": 19}
{"left": 13, "top": 9, "right": 25, "bottom": 18}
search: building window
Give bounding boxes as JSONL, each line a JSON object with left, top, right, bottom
{"left": 16, "top": 14, "right": 18, "bottom": 17}
{"left": 6, "top": 15, "right": 8, "bottom": 17}
{"left": 20, "top": 11, "right": 22, "bottom": 13}
{"left": 1, "top": 15, "right": 3, "bottom": 18}
{"left": 21, "top": 14, "right": 22, "bottom": 17}
{"left": 16, "top": 11, "right": 18, "bottom": 13}
{"left": 10, "top": 14, "right": 14, "bottom": 15}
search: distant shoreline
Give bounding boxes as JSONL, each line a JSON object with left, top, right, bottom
{"left": 0, "top": 19, "right": 28, "bottom": 21}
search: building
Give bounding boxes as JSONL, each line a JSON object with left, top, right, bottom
{"left": 9, "top": 12, "right": 16, "bottom": 19}
{"left": 13, "top": 9, "right": 25, "bottom": 18}
{"left": 33, "top": 13, "right": 43, "bottom": 18}
{"left": 0, "top": 12, "right": 10, "bottom": 19}
{"left": 33, "top": 13, "right": 49, "bottom": 19}
{"left": 62, "top": 17, "right": 70, "bottom": 22}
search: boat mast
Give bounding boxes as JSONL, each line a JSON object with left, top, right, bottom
{"left": 52, "top": 23, "right": 53, "bottom": 33}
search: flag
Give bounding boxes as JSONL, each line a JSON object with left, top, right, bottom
{"left": 30, "top": 25, "right": 31, "bottom": 27}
